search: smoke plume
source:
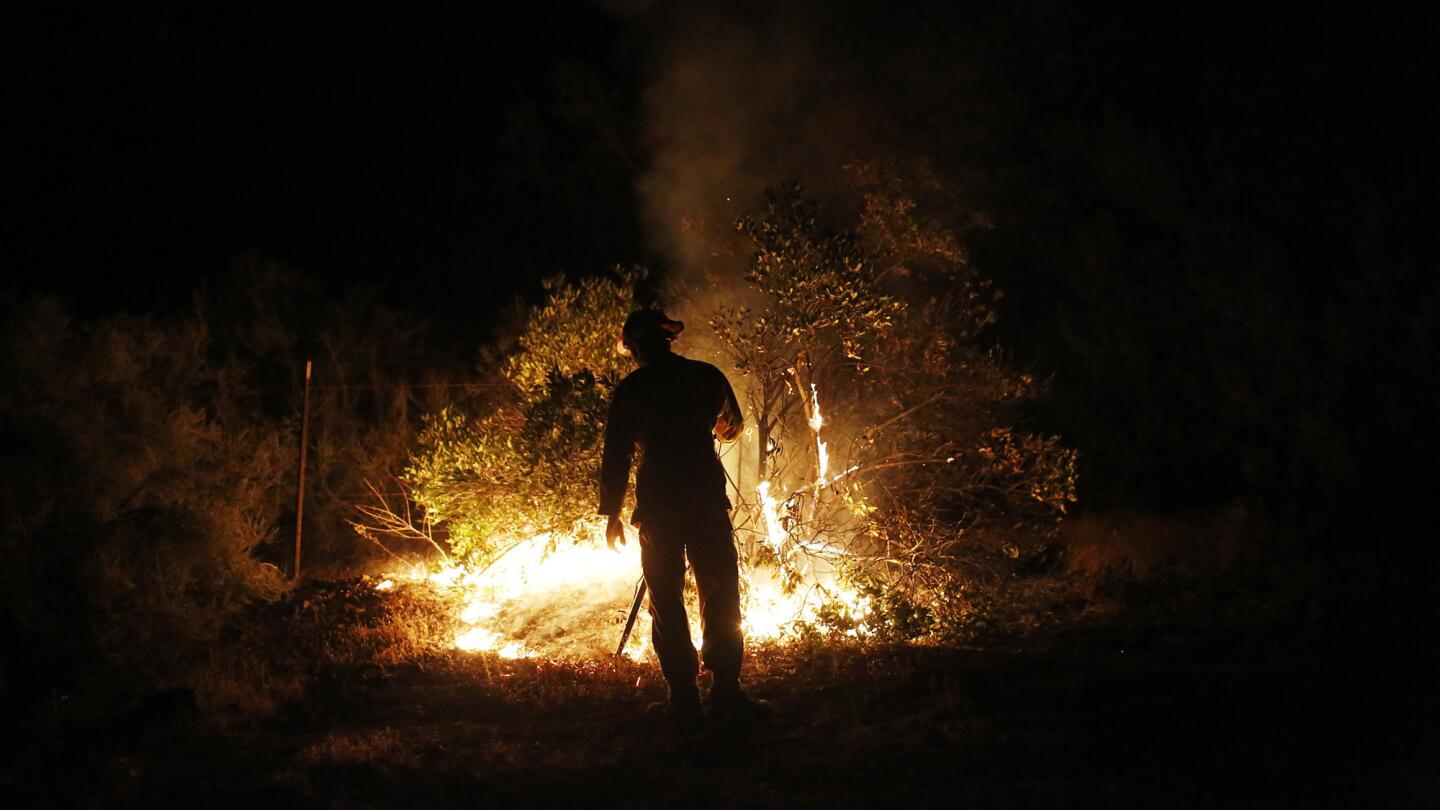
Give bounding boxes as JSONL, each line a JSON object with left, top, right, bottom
{"left": 633, "top": 1, "right": 886, "bottom": 281}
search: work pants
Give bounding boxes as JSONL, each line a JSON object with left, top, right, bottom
{"left": 638, "top": 506, "right": 743, "bottom": 690}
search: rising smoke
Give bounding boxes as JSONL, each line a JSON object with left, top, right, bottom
{"left": 626, "top": 1, "right": 900, "bottom": 282}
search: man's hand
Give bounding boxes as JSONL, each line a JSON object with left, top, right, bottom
{"left": 605, "top": 514, "right": 627, "bottom": 551}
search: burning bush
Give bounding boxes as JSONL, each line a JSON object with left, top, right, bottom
{"left": 693, "top": 175, "right": 1077, "bottom": 627}
{"left": 374, "top": 177, "right": 1076, "bottom": 656}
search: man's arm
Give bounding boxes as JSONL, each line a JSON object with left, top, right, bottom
{"left": 598, "top": 380, "right": 637, "bottom": 518}
{"left": 714, "top": 367, "right": 744, "bottom": 443}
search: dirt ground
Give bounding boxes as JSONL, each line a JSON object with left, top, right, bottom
{"left": 16, "top": 610, "right": 1436, "bottom": 810}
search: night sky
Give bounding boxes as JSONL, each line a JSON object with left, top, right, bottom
{"left": 11, "top": 4, "right": 1429, "bottom": 319}
{"left": 11, "top": 4, "right": 644, "bottom": 322}
{"left": 7, "top": 2, "right": 1435, "bottom": 515}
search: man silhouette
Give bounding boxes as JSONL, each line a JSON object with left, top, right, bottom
{"left": 600, "top": 309, "right": 769, "bottom": 730}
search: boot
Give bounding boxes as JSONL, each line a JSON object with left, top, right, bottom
{"left": 647, "top": 681, "right": 704, "bottom": 734}
{"left": 708, "top": 680, "right": 772, "bottom": 729}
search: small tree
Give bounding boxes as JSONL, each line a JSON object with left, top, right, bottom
{"left": 704, "top": 170, "right": 1076, "bottom": 615}
{"left": 711, "top": 183, "right": 905, "bottom": 489}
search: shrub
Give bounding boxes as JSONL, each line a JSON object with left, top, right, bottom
{"left": 403, "top": 268, "right": 643, "bottom": 562}
{"left": 0, "top": 298, "right": 287, "bottom": 704}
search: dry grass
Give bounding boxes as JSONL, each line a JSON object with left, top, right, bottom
{"left": 14, "top": 556, "right": 1434, "bottom": 808}
{"left": 111, "top": 503, "right": 1283, "bottom": 741}
{"left": 183, "top": 647, "right": 304, "bottom": 724}
{"left": 160, "top": 578, "right": 463, "bottom": 730}
{"left": 1061, "top": 505, "right": 1261, "bottom": 579}
{"left": 299, "top": 727, "right": 419, "bottom": 768}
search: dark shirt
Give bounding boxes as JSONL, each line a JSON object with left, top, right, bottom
{"left": 598, "top": 352, "right": 743, "bottom": 524}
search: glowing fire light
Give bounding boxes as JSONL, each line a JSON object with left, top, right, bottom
{"left": 373, "top": 382, "right": 873, "bottom": 660}
{"left": 808, "top": 383, "right": 825, "bottom": 433}
{"left": 376, "top": 524, "right": 871, "bottom": 659}
{"left": 756, "top": 481, "right": 788, "bottom": 554}
{"left": 810, "top": 383, "right": 829, "bottom": 486}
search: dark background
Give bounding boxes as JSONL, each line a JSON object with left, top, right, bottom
{"left": 7, "top": 2, "right": 1436, "bottom": 526}
{"left": 8, "top": 4, "right": 642, "bottom": 322}
{"left": 3, "top": 9, "right": 1437, "bottom": 804}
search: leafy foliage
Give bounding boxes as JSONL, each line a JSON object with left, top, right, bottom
{"left": 706, "top": 171, "right": 1076, "bottom": 614}
{"left": 710, "top": 183, "right": 907, "bottom": 495}
{"left": 504, "top": 267, "right": 645, "bottom": 400}
{"left": 406, "top": 370, "right": 611, "bottom": 560}
{"left": 405, "top": 269, "right": 643, "bottom": 561}
{"left": 0, "top": 298, "right": 289, "bottom": 700}
{"left": 726, "top": 183, "right": 905, "bottom": 364}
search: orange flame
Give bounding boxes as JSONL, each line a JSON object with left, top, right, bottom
{"left": 810, "top": 383, "right": 830, "bottom": 486}
{"left": 374, "top": 386, "right": 873, "bottom": 658}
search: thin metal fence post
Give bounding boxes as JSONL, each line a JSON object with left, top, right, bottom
{"left": 294, "top": 359, "right": 312, "bottom": 580}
